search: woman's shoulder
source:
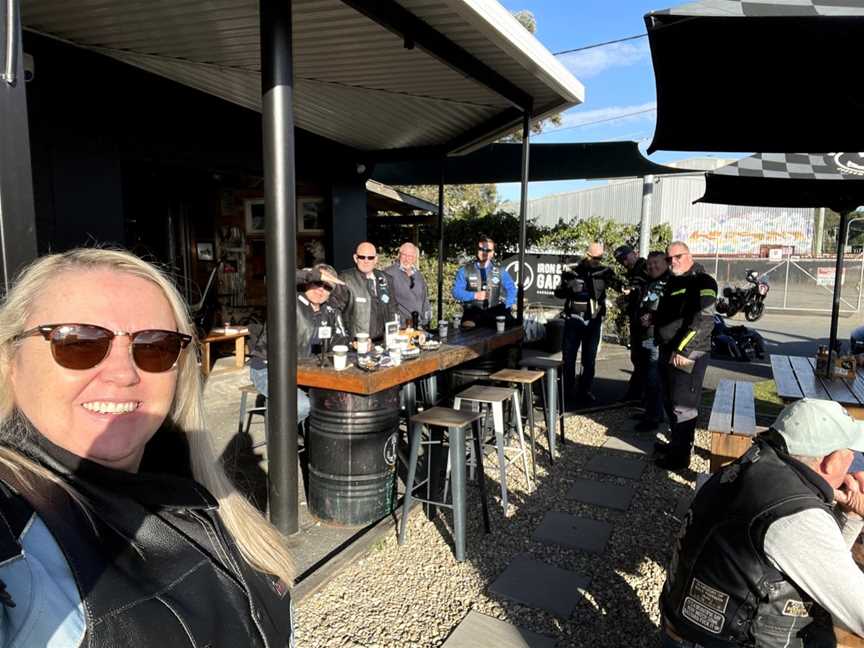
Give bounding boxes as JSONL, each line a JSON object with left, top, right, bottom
{"left": 0, "top": 492, "right": 86, "bottom": 647}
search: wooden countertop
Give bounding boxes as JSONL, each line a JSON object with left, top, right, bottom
{"left": 297, "top": 326, "right": 522, "bottom": 395}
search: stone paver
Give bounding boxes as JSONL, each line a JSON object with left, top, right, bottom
{"left": 489, "top": 553, "right": 590, "bottom": 619}
{"left": 442, "top": 611, "right": 557, "bottom": 648}
{"left": 566, "top": 477, "right": 635, "bottom": 511}
{"left": 532, "top": 511, "right": 612, "bottom": 554}
{"left": 584, "top": 453, "right": 647, "bottom": 480}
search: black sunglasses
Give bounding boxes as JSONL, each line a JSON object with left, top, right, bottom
{"left": 16, "top": 323, "right": 191, "bottom": 373}
{"left": 309, "top": 281, "right": 333, "bottom": 292}
{"left": 478, "top": 247, "right": 494, "bottom": 253}
{"left": 356, "top": 254, "right": 377, "bottom": 261}
{"left": 409, "top": 275, "right": 416, "bottom": 290}
{"left": 666, "top": 253, "right": 689, "bottom": 263}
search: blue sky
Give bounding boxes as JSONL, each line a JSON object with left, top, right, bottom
{"left": 495, "top": 0, "right": 746, "bottom": 202}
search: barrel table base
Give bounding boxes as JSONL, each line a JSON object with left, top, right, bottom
{"left": 307, "top": 387, "right": 400, "bottom": 527}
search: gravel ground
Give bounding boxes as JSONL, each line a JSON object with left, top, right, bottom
{"left": 295, "top": 408, "right": 712, "bottom": 647}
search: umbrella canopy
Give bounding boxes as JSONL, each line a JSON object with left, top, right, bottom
{"left": 698, "top": 152, "right": 864, "bottom": 367}
{"left": 699, "top": 153, "right": 864, "bottom": 211}
{"left": 645, "top": 0, "right": 864, "bottom": 153}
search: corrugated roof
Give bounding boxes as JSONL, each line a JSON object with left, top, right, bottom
{"left": 21, "top": 0, "right": 584, "bottom": 151}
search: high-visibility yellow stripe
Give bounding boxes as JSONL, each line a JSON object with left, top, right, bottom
{"left": 700, "top": 289, "right": 717, "bottom": 298}
{"left": 678, "top": 330, "right": 696, "bottom": 351}
{"left": 671, "top": 288, "right": 686, "bottom": 296}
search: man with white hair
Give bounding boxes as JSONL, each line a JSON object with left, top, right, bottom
{"left": 660, "top": 399, "right": 864, "bottom": 647}
{"left": 384, "top": 242, "right": 431, "bottom": 327}
{"left": 555, "top": 241, "right": 617, "bottom": 405}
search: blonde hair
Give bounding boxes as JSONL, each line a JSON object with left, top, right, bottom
{"left": 0, "top": 248, "right": 295, "bottom": 584}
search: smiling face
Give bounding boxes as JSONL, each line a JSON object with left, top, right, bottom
{"left": 646, "top": 254, "right": 668, "bottom": 279}
{"left": 398, "top": 244, "right": 417, "bottom": 269}
{"left": 10, "top": 269, "right": 180, "bottom": 472}
{"left": 667, "top": 243, "right": 694, "bottom": 276}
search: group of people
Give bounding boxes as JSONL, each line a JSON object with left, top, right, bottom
{"left": 557, "top": 240, "right": 716, "bottom": 471}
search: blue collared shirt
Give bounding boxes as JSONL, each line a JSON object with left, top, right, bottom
{"left": 451, "top": 261, "right": 517, "bottom": 308}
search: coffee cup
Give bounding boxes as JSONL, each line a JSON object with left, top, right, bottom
{"left": 495, "top": 315, "right": 506, "bottom": 333}
{"left": 390, "top": 348, "right": 402, "bottom": 366}
{"left": 453, "top": 314, "right": 462, "bottom": 329}
{"left": 394, "top": 334, "right": 409, "bottom": 351}
{"left": 438, "top": 320, "right": 448, "bottom": 339}
{"left": 332, "top": 344, "right": 349, "bottom": 370}
{"left": 355, "top": 333, "right": 370, "bottom": 355}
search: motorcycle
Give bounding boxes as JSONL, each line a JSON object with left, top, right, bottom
{"left": 711, "top": 314, "right": 766, "bottom": 362}
{"left": 715, "top": 269, "right": 770, "bottom": 322}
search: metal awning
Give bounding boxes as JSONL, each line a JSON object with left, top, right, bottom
{"left": 21, "top": 0, "right": 584, "bottom": 153}
{"left": 372, "top": 141, "right": 690, "bottom": 185}
{"left": 366, "top": 179, "right": 437, "bottom": 214}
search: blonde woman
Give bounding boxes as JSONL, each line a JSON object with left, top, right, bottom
{"left": 0, "top": 248, "right": 296, "bottom": 647}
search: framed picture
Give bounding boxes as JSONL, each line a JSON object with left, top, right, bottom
{"left": 196, "top": 242, "right": 214, "bottom": 261}
{"left": 244, "top": 198, "right": 266, "bottom": 235}
{"left": 298, "top": 197, "right": 325, "bottom": 234}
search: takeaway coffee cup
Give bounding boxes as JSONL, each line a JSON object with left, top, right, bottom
{"left": 453, "top": 314, "right": 462, "bottom": 329}
{"left": 332, "top": 345, "right": 349, "bottom": 370}
{"left": 355, "top": 333, "right": 370, "bottom": 355}
{"left": 390, "top": 348, "right": 402, "bottom": 366}
{"left": 438, "top": 320, "right": 449, "bottom": 339}
{"left": 496, "top": 315, "right": 506, "bottom": 333}
{"left": 394, "top": 334, "right": 409, "bottom": 351}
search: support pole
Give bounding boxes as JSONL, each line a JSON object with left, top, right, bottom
{"left": 517, "top": 111, "right": 531, "bottom": 322}
{"left": 815, "top": 207, "right": 826, "bottom": 257}
{"left": 260, "top": 0, "right": 298, "bottom": 535}
{"left": 436, "top": 159, "right": 444, "bottom": 323}
{"left": 0, "top": 0, "right": 36, "bottom": 292}
{"left": 638, "top": 175, "right": 653, "bottom": 260}
{"left": 827, "top": 208, "right": 851, "bottom": 372}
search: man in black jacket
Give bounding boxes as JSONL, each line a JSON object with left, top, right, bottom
{"left": 649, "top": 241, "right": 717, "bottom": 470}
{"left": 660, "top": 399, "right": 864, "bottom": 647}
{"left": 634, "top": 251, "right": 670, "bottom": 431}
{"left": 334, "top": 241, "right": 398, "bottom": 341}
{"left": 555, "top": 242, "right": 618, "bottom": 405}
{"left": 614, "top": 245, "right": 649, "bottom": 402}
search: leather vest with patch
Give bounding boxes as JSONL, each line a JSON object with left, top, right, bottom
{"left": 296, "top": 295, "right": 347, "bottom": 359}
{"left": 341, "top": 268, "right": 395, "bottom": 340}
{"left": 462, "top": 261, "right": 502, "bottom": 310}
{"left": 661, "top": 437, "right": 835, "bottom": 647}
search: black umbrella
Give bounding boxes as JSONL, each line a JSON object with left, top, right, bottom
{"left": 644, "top": 0, "right": 864, "bottom": 154}
{"left": 698, "top": 152, "right": 864, "bottom": 371}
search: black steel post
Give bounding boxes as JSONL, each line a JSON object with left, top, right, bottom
{"left": 260, "top": 0, "right": 298, "bottom": 535}
{"left": 516, "top": 111, "right": 531, "bottom": 322}
{"left": 827, "top": 208, "right": 851, "bottom": 372}
{"left": 0, "top": 0, "right": 37, "bottom": 292}
{"left": 436, "top": 159, "right": 445, "bottom": 323}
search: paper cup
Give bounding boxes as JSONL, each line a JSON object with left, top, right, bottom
{"left": 495, "top": 316, "right": 506, "bottom": 333}
{"left": 355, "top": 333, "right": 370, "bottom": 354}
{"left": 438, "top": 321, "right": 449, "bottom": 338}
{"left": 332, "top": 344, "right": 349, "bottom": 371}
{"left": 390, "top": 348, "right": 402, "bottom": 366}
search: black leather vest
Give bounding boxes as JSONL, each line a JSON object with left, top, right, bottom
{"left": 661, "top": 436, "right": 836, "bottom": 647}
{"left": 462, "top": 261, "right": 503, "bottom": 310}
{"left": 341, "top": 268, "right": 395, "bottom": 340}
{"left": 296, "top": 295, "right": 347, "bottom": 359}
{"left": 0, "top": 433, "right": 294, "bottom": 648}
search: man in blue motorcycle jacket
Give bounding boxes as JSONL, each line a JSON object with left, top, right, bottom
{"left": 660, "top": 399, "right": 864, "bottom": 647}
{"left": 451, "top": 235, "right": 517, "bottom": 324}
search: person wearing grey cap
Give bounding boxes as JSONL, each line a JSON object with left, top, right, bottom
{"left": 660, "top": 399, "right": 864, "bottom": 647}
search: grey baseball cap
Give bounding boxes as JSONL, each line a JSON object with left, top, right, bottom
{"left": 772, "top": 398, "right": 864, "bottom": 457}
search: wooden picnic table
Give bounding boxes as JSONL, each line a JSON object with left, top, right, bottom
{"left": 770, "top": 354, "right": 864, "bottom": 420}
{"left": 297, "top": 325, "right": 523, "bottom": 395}
{"left": 200, "top": 327, "right": 250, "bottom": 377}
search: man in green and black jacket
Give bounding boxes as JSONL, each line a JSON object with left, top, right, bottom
{"left": 649, "top": 241, "right": 717, "bottom": 470}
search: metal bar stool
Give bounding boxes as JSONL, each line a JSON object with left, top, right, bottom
{"left": 518, "top": 356, "right": 566, "bottom": 459}
{"left": 399, "top": 407, "right": 490, "bottom": 562}
{"left": 238, "top": 384, "right": 268, "bottom": 448}
{"left": 489, "top": 369, "right": 545, "bottom": 481}
{"left": 453, "top": 384, "right": 533, "bottom": 514}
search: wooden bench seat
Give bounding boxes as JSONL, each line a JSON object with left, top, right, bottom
{"left": 708, "top": 379, "right": 764, "bottom": 472}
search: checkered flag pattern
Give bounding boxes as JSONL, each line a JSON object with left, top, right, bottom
{"left": 712, "top": 153, "right": 864, "bottom": 180}
{"left": 652, "top": 0, "right": 864, "bottom": 17}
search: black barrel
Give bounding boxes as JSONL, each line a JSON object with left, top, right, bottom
{"left": 307, "top": 387, "right": 400, "bottom": 526}
{"left": 544, "top": 317, "right": 565, "bottom": 353}
{"left": 451, "top": 353, "right": 504, "bottom": 391}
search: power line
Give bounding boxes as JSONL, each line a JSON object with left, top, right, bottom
{"left": 538, "top": 107, "right": 657, "bottom": 135}
{"left": 553, "top": 33, "right": 647, "bottom": 56}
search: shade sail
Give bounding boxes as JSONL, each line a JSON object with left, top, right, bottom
{"left": 698, "top": 153, "right": 864, "bottom": 211}
{"left": 645, "top": 0, "right": 864, "bottom": 153}
{"left": 371, "top": 141, "right": 689, "bottom": 185}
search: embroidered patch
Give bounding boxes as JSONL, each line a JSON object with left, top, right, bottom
{"left": 682, "top": 596, "right": 725, "bottom": 634}
{"left": 690, "top": 578, "right": 730, "bottom": 614}
{"left": 381, "top": 294, "right": 390, "bottom": 304}
{"left": 782, "top": 599, "right": 812, "bottom": 618}
{"left": 272, "top": 577, "right": 289, "bottom": 599}
{"left": 492, "top": 277, "right": 500, "bottom": 285}
{"left": 355, "top": 297, "right": 367, "bottom": 303}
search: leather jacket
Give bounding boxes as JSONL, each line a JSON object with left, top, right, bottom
{"left": 336, "top": 268, "right": 398, "bottom": 341}
{"left": 554, "top": 259, "right": 617, "bottom": 319}
{"left": 655, "top": 264, "right": 718, "bottom": 354}
{"left": 296, "top": 294, "right": 347, "bottom": 359}
{"left": 460, "top": 260, "right": 503, "bottom": 310}
{"left": 0, "top": 431, "right": 294, "bottom": 648}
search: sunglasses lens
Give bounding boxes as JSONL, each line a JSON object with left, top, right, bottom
{"left": 132, "top": 330, "right": 186, "bottom": 373}
{"left": 50, "top": 324, "right": 112, "bottom": 370}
